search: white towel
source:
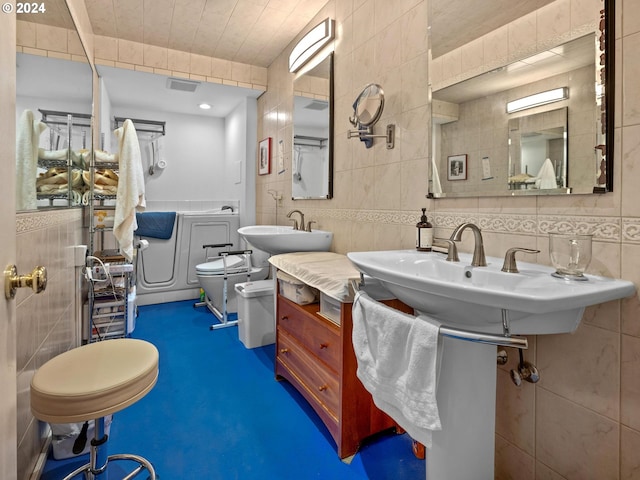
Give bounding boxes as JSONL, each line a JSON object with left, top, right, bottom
{"left": 16, "top": 110, "right": 46, "bottom": 210}
{"left": 113, "top": 119, "right": 146, "bottom": 261}
{"left": 534, "top": 158, "right": 557, "bottom": 189}
{"left": 352, "top": 291, "right": 442, "bottom": 448}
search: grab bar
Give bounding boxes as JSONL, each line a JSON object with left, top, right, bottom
{"left": 350, "top": 276, "right": 528, "bottom": 349}
{"left": 438, "top": 326, "right": 527, "bottom": 349}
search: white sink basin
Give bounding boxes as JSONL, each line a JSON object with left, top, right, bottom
{"left": 347, "top": 250, "right": 635, "bottom": 335}
{"left": 238, "top": 225, "right": 333, "bottom": 255}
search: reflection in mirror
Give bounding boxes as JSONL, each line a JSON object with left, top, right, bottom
{"left": 15, "top": 6, "right": 93, "bottom": 211}
{"left": 350, "top": 83, "right": 385, "bottom": 127}
{"left": 292, "top": 53, "right": 333, "bottom": 200}
{"left": 347, "top": 83, "right": 395, "bottom": 149}
{"left": 429, "top": 0, "right": 613, "bottom": 198}
{"left": 16, "top": 54, "right": 93, "bottom": 210}
{"left": 508, "top": 107, "right": 567, "bottom": 191}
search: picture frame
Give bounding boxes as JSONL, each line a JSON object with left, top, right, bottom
{"left": 447, "top": 154, "right": 467, "bottom": 181}
{"left": 258, "top": 137, "right": 271, "bottom": 175}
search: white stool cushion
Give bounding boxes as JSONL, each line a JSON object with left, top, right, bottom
{"left": 31, "top": 339, "right": 159, "bottom": 424}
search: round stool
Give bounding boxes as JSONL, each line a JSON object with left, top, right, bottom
{"left": 31, "top": 339, "right": 159, "bottom": 479}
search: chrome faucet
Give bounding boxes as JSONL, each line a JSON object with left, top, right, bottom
{"left": 286, "top": 210, "right": 305, "bottom": 231}
{"left": 450, "top": 223, "right": 487, "bottom": 267}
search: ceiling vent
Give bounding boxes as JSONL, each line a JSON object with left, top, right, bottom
{"left": 304, "top": 100, "right": 328, "bottom": 111}
{"left": 166, "top": 77, "right": 200, "bottom": 92}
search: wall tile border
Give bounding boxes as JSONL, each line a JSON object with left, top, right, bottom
{"left": 16, "top": 209, "right": 83, "bottom": 234}
{"left": 297, "top": 208, "right": 636, "bottom": 244}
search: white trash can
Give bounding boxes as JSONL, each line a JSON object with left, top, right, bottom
{"left": 234, "top": 280, "right": 275, "bottom": 348}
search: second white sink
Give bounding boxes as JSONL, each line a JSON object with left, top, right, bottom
{"left": 238, "top": 225, "right": 333, "bottom": 255}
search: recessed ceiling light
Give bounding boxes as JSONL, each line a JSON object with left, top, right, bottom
{"left": 199, "top": 103, "right": 212, "bottom": 110}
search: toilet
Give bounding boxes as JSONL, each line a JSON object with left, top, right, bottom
{"left": 195, "top": 244, "right": 270, "bottom": 316}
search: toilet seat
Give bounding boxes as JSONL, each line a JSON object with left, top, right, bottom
{"left": 196, "top": 255, "right": 248, "bottom": 276}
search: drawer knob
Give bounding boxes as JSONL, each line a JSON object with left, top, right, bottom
{"left": 280, "top": 315, "right": 289, "bottom": 321}
{"left": 279, "top": 348, "right": 289, "bottom": 354}
{"left": 318, "top": 385, "right": 328, "bottom": 392}
{"left": 319, "top": 343, "right": 329, "bottom": 349}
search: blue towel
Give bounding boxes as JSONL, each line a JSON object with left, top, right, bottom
{"left": 135, "top": 212, "right": 176, "bottom": 239}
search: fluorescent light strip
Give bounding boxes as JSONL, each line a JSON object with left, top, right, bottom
{"left": 506, "top": 87, "right": 569, "bottom": 113}
{"left": 289, "top": 18, "right": 334, "bottom": 73}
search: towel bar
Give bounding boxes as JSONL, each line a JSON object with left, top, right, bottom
{"left": 350, "top": 277, "right": 528, "bottom": 349}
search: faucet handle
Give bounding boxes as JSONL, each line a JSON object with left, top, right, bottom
{"left": 501, "top": 247, "right": 540, "bottom": 273}
{"left": 306, "top": 221, "right": 316, "bottom": 232}
{"left": 434, "top": 238, "right": 459, "bottom": 262}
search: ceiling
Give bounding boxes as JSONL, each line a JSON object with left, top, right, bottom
{"left": 83, "top": 0, "right": 330, "bottom": 68}
{"left": 19, "top": 0, "right": 329, "bottom": 68}
{"left": 97, "top": 64, "right": 262, "bottom": 118}
{"left": 19, "top": 1, "right": 561, "bottom": 68}
{"left": 430, "top": 0, "right": 555, "bottom": 58}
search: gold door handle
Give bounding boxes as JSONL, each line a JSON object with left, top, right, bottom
{"left": 4, "top": 265, "right": 47, "bottom": 299}
{"left": 319, "top": 343, "right": 328, "bottom": 349}
{"left": 279, "top": 348, "right": 289, "bottom": 354}
{"left": 318, "top": 385, "right": 328, "bottom": 392}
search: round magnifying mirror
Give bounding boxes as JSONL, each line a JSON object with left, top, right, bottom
{"left": 352, "top": 83, "right": 384, "bottom": 127}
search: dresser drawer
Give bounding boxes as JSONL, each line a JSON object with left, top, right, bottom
{"left": 277, "top": 297, "right": 340, "bottom": 372}
{"left": 277, "top": 330, "right": 340, "bottom": 417}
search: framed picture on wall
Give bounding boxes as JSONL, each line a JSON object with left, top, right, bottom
{"left": 447, "top": 154, "right": 467, "bottom": 180}
{"left": 258, "top": 137, "right": 271, "bottom": 175}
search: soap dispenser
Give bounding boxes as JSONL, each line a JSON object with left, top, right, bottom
{"left": 416, "top": 208, "right": 433, "bottom": 252}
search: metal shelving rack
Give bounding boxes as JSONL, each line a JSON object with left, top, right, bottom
{"left": 38, "top": 109, "right": 91, "bottom": 207}
{"left": 84, "top": 116, "right": 165, "bottom": 342}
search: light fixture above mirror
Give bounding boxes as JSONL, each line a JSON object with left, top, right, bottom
{"left": 289, "top": 18, "right": 335, "bottom": 73}
{"left": 506, "top": 87, "right": 569, "bottom": 114}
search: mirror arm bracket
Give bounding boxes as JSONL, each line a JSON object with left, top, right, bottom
{"left": 347, "top": 124, "right": 395, "bottom": 149}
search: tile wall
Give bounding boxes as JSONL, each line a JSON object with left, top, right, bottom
{"left": 15, "top": 209, "right": 83, "bottom": 480}
{"left": 256, "top": 0, "right": 640, "bottom": 478}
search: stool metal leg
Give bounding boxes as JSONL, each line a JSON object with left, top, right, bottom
{"left": 88, "top": 416, "right": 109, "bottom": 478}
{"left": 60, "top": 416, "right": 156, "bottom": 480}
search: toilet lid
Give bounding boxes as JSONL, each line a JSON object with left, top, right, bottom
{"left": 196, "top": 255, "right": 247, "bottom": 274}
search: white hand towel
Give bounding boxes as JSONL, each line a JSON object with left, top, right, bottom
{"left": 113, "top": 119, "right": 146, "bottom": 261}
{"left": 352, "top": 291, "right": 442, "bottom": 448}
{"left": 16, "top": 110, "right": 46, "bottom": 210}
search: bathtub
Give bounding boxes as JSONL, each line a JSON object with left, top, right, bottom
{"left": 136, "top": 210, "right": 242, "bottom": 305}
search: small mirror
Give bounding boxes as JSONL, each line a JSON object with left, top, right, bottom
{"left": 292, "top": 53, "right": 333, "bottom": 200}
{"left": 350, "top": 83, "right": 385, "bottom": 127}
{"left": 508, "top": 107, "right": 567, "bottom": 192}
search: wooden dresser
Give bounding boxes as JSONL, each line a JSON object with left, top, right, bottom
{"left": 275, "top": 287, "right": 413, "bottom": 458}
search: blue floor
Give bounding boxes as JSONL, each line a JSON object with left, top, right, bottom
{"left": 41, "top": 300, "right": 425, "bottom": 479}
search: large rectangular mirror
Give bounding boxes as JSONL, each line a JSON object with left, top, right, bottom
{"left": 16, "top": 5, "right": 93, "bottom": 211}
{"left": 292, "top": 53, "right": 333, "bottom": 200}
{"left": 429, "top": 0, "right": 613, "bottom": 198}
